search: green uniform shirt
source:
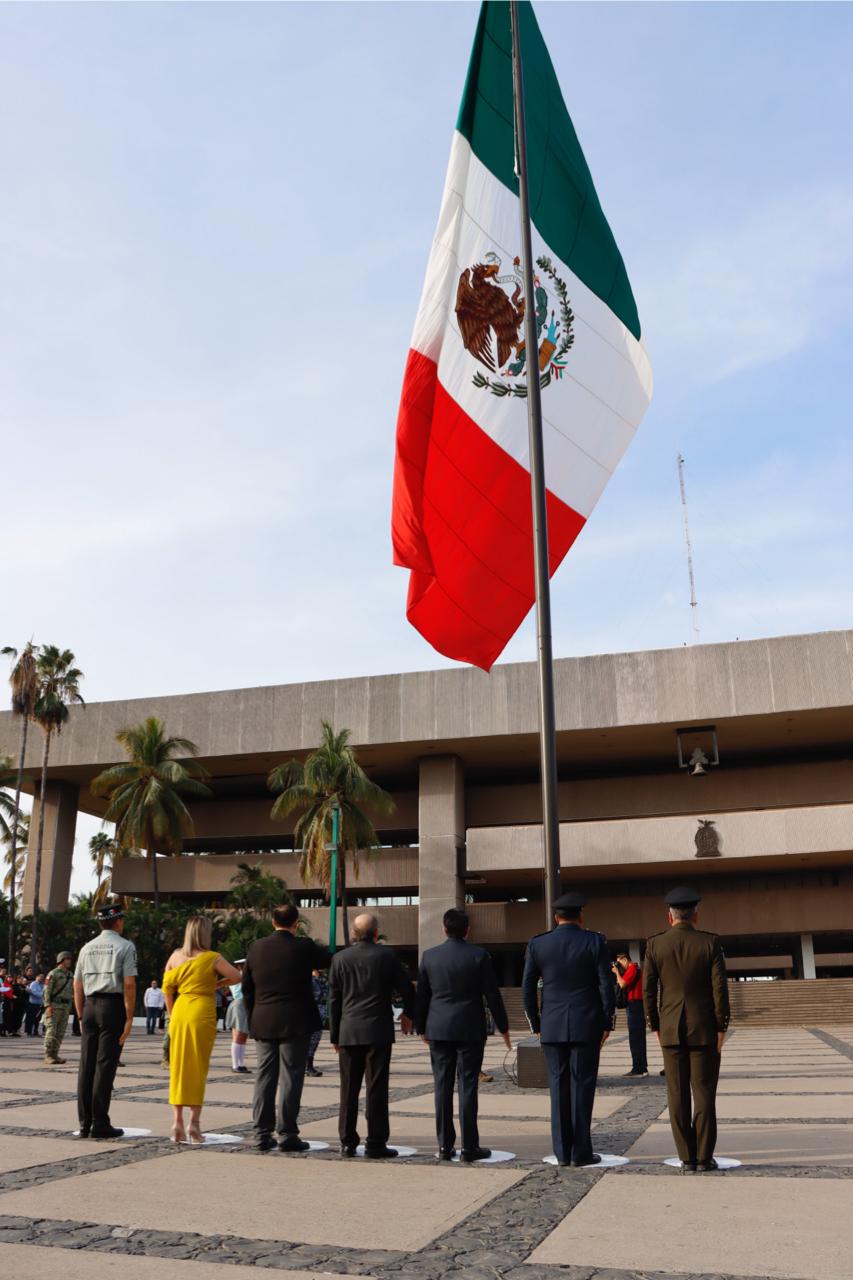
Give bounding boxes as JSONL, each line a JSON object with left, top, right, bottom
{"left": 44, "top": 966, "right": 74, "bottom": 1006}
{"left": 75, "top": 929, "right": 137, "bottom": 995}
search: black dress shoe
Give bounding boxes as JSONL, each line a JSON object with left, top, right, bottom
{"left": 255, "top": 1134, "right": 276, "bottom": 1152}
{"left": 305, "top": 1065, "right": 323, "bottom": 1077}
{"left": 278, "top": 1136, "right": 311, "bottom": 1153}
{"left": 460, "top": 1146, "right": 492, "bottom": 1163}
{"left": 697, "top": 1158, "right": 719, "bottom": 1172}
{"left": 571, "top": 1153, "right": 602, "bottom": 1167}
{"left": 76, "top": 1127, "right": 90, "bottom": 1139}
{"left": 340, "top": 1144, "right": 357, "bottom": 1157}
{"left": 436, "top": 1148, "right": 456, "bottom": 1161}
{"left": 365, "top": 1146, "right": 398, "bottom": 1159}
{"left": 681, "top": 1161, "right": 698, "bottom": 1174}
{"left": 91, "top": 1126, "right": 124, "bottom": 1140}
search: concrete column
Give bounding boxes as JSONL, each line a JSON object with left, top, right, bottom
{"left": 795, "top": 933, "right": 817, "bottom": 980}
{"left": 418, "top": 755, "right": 464, "bottom": 955}
{"left": 629, "top": 940, "right": 642, "bottom": 966}
{"left": 21, "top": 781, "right": 79, "bottom": 915}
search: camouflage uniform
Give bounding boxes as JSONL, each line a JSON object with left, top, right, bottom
{"left": 43, "top": 963, "right": 74, "bottom": 1062}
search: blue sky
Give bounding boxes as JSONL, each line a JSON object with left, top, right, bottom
{"left": 1, "top": 2, "right": 852, "bottom": 888}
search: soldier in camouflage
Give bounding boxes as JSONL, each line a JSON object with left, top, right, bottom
{"left": 43, "top": 951, "right": 75, "bottom": 1064}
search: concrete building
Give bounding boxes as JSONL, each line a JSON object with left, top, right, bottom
{"left": 6, "top": 629, "right": 853, "bottom": 984}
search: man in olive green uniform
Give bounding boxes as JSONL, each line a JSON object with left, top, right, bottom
{"left": 74, "top": 903, "right": 137, "bottom": 1139}
{"left": 43, "top": 952, "right": 75, "bottom": 1064}
{"left": 643, "top": 887, "right": 730, "bottom": 1173}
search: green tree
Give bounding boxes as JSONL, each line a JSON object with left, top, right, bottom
{"left": 228, "top": 862, "right": 289, "bottom": 918}
{"left": 0, "top": 754, "right": 18, "bottom": 846}
{"left": 91, "top": 717, "right": 212, "bottom": 911}
{"left": 1, "top": 642, "right": 40, "bottom": 964}
{"left": 3, "top": 810, "right": 29, "bottom": 901}
{"left": 267, "top": 720, "right": 394, "bottom": 945}
{"left": 30, "top": 645, "right": 85, "bottom": 971}
{"left": 89, "top": 830, "right": 137, "bottom": 908}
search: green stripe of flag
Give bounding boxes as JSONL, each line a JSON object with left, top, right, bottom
{"left": 456, "top": 1, "right": 641, "bottom": 341}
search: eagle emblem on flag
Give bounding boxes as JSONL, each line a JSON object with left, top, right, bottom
{"left": 455, "top": 252, "right": 574, "bottom": 397}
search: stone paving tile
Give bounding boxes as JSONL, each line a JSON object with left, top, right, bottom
{"left": 0, "top": 1135, "right": 129, "bottom": 1174}
{"left": 0, "top": 1243, "right": 361, "bottom": 1279}
{"left": 715, "top": 1094, "right": 853, "bottom": 1120}
{"left": 524, "top": 1173, "right": 853, "bottom": 1279}
{"left": 0, "top": 1154, "right": 525, "bottom": 1251}
{"left": 717, "top": 1076, "right": 853, "bottom": 1093}
{"left": 0, "top": 1099, "right": 251, "bottom": 1136}
{"left": 628, "top": 1120, "right": 853, "bottom": 1166}
{"left": 388, "top": 1093, "right": 627, "bottom": 1119}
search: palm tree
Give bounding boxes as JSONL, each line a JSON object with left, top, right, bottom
{"left": 229, "top": 862, "right": 290, "bottom": 919}
{"left": 31, "top": 645, "right": 85, "bottom": 971}
{"left": 3, "top": 810, "right": 29, "bottom": 898}
{"left": 1, "top": 642, "right": 39, "bottom": 963}
{"left": 0, "top": 754, "right": 18, "bottom": 845}
{"left": 267, "top": 721, "right": 395, "bottom": 945}
{"left": 91, "top": 717, "right": 213, "bottom": 910}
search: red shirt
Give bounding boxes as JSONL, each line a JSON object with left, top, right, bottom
{"left": 621, "top": 962, "right": 643, "bottom": 1001}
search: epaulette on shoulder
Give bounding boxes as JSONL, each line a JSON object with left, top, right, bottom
{"left": 646, "top": 930, "right": 667, "bottom": 941}
{"left": 528, "top": 930, "right": 550, "bottom": 944}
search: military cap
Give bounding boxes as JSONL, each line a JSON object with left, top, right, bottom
{"left": 664, "top": 886, "right": 702, "bottom": 908}
{"left": 96, "top": 902, "right": 125, "bottom": 922}
{"left": 56, "top": 951, "right": 73, "bottom": 962}
{"left": 553, "top": 891, "right": 587, "bottom": 911}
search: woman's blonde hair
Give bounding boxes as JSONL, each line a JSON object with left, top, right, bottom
{"left": 182, "top": 916, "right": 212, "bottom": 954}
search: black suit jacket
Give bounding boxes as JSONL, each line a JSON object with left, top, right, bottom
{"left": 415, "top": 937, "right": 509, "bottom": 1041}
{"left": 242, "top": 930, "right": 331, "bottom": 1042}
{"left": 328, "top": 940, "right": 415, "bottom": 1046}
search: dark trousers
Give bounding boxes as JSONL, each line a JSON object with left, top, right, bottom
{"left": 661, "top": 1042, "right": 721, "bottom": 1164}
{"left": 78, "top": 995, "right": 124, "bottom": 1132}
{"left": 626, "top": 1001, "right": 648, "bottom": 1072}
{"left": 253, "top": 1036, "right": 309, "bottom": 1138}
{"left": 429, "top": 1039, "right": 485, "bottom": 1155}
{"left": 25, "top": 1004, "right": 42, "bottom": 1035}
{"left": 338, "top": 1042, "right": 392, "bottom": 1152}
{"left": 145, "top": 1010, "right": 160, "bottom": 1034}
{"left": 542, "top": 1040, "right": 601, "bottom": 1165}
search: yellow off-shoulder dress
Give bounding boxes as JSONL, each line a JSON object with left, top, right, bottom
{"left": 162, "top": 950, "right": 219, "bottom": 1106}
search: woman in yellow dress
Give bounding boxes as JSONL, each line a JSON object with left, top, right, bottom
{"left": 162, "top": 917, "right": 241, "bottom": 1143}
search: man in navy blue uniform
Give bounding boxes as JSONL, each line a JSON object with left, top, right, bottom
{"left": 416, "top": 908, "right": 511, "bottom": 1162}
{"left": 522, "top": 891, "right": 614, "bottom": 1167}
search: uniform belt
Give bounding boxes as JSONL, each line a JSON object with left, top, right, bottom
{"left": 86, "top": 992, "right": 124, "bottom": 999}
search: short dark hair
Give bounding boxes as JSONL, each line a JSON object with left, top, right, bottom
{"left": 443, "top": 908, "right": 469, "bottom": 939}
{"left": 272, "top": 903, "right": 299, "bottom": 929}
{"left": 555, "top": 906, "right": 582, "bottom": 922}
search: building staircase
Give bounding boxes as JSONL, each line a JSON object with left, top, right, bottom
{"left": 500, "top": 979, "right": 853, "bottom": 1031}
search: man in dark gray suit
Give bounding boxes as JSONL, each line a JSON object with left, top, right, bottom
{"left": 416, "top": 907, "right": 510, "bottom": 1162}
{"left": 329, "top": 912, "right": 415, "bottom": 1158}
{"left": 522, "top": 891, "right": 614, "bottom": 1167}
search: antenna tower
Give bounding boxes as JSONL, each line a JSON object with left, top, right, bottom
{"left": 677, "top": 453, "right": 700, "bottom": 642}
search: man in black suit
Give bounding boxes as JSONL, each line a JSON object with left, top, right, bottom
{"left": 416, "top": 907, "right": 511, "bottom": 1163}
{"left": 522, "top": 891, "right": 614, "bottom": 1168}
{"left": 242, "top": 903, "right": 331, "bottom": 1152}
{"left": 328, "top": 912, "right": 415, "bottom": 1158}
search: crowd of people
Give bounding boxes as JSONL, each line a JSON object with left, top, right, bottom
{"left": 23, "top": 882, "right": 728, "bottom": 1173}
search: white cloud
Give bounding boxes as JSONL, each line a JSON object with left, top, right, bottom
{"left": 638, "top": 183, "right": 853, "bottom": 385}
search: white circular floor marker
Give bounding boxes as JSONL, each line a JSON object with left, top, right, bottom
{"left": 303, "top": 1140, "right": 330, "bottom": 1152}
{"left": 663, "top": 1156, "right": 741, "bottom": 1170}
{"left": 450, "top": 1149, "right": 515, "bottom": 1165}
{"left": 72, "top": 1127, "right": 152, "bottom": 1140}
{"left": 355, "top": 1144, "right": 418, "bottom": 1159}
{"left": 543, "top": 1152, "right": 629, "bottom": 1168}
{"left": 181, "top": 1132, "right": 244, "bottom": 1146}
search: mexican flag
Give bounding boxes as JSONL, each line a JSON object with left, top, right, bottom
{"left": 392, "top": 0, "right": 652, "bottom": 671}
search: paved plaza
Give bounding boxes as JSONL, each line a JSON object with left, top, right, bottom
{"left": 2, "top": 1026, "right": 853, "bottom": 1278}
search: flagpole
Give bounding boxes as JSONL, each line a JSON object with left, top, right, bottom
{"left": 510, "top": 0, "right": 562, "bottom": 929}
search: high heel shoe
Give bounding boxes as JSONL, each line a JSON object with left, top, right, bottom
{"left": 170, "top": 1124, "right": 186, "bottom": 1144}
{"left": 188, "top": 1125, "right": 204, "bottom": 1145}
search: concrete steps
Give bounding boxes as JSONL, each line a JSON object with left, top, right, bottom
{"left": 500, "top": 978, "right": 853, "bottom": 1030}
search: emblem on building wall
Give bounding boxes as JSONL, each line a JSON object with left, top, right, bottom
{"left": 455, "top": 252, "right": 574, "bottom": 398}
{"left": 694, "top": 818, "right": 721, "bottom": 858}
